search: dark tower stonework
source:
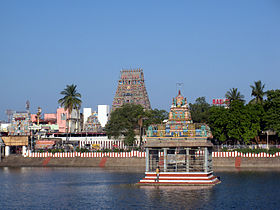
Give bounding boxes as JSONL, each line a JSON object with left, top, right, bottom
{"left": 112, "top": 69, "right": 151, "bottom": 111}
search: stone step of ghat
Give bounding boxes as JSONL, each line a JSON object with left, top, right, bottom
{"left": 138, "top": 172, "right": 221, "bottom": 186}
{"left": 143, "top": 175, "right": 214, "bottom": 180}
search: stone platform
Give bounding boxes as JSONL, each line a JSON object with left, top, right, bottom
{"left": 137, "top": 171, "right": 221, "bottom": 186}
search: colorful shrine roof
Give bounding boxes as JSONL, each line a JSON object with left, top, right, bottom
{"left": 147, "top": 90, "right": 211, "bottom": 139}
{"left": 84, "top": 112, "right": 102, "bottom": 133}
{"left": 8, "top": 112, "right": 31, "bottom": 136}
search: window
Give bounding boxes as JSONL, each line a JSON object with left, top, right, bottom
{"left": 61, "top": 113, "right": 66, "bottom": 120}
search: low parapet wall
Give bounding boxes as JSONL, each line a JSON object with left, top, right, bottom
{"left": 1, "top": 156, "right": 280, "bottom": 169}
{"left": 24, "top": 151, "right": 280, "bottom": 158}
{"left": 25, "top": 151, "right": 146, "bottom": 158}
{"left": 212, "top": 151, "right": 280, "bottom": 158}
{"left": 213, "top": 157, "right": 280, "bottom": 168}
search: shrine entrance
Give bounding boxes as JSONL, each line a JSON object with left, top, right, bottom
{"left": 138, "top": 138, "right": 220, "bottom": 186}
{"left": 146, "top": 147, "right": 212, "bottom": 173}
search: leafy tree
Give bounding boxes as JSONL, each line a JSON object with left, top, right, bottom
{"left": 226, "top": 101, "right": 262, "bottom": 144}
{"left": 246, "top": 103, "right": 265, "bottom": 144}
{"left": 189, "top": 97, "right": 210, "bottom": 123}
{"left": 264, "top": 90, "right": 280, "bottom": 136}
{"left": 250, "top": 80, "right": 266, "bottom": 104}
{"left": 209, "top": 101, "right": 263, "bottom": 145}
{"left": 225, "top": 88, "right": 245, "bottom": 104}
{"left": 105, "top": 104, "right": 145, "bottom": 146}
{"left": 58, "top": 84, "right": 82, "bottom": 132}
{"left": 208, "top": 106, "right": 229, "bottom": 143}
{"left": 143, "top": 109, "right": 168, "bottom": 128}
{"left": 105, "top": 105, "right": 168, "bottom": 146}
{"left": 124, "top": 129, "right": 136, "bottom": 146}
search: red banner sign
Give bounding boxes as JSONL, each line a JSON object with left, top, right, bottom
{"left": 36, "top": 140, "right": 55, "bottom": 145}
{"left": 212, "top": 98, "right": 229, "bottom": 105}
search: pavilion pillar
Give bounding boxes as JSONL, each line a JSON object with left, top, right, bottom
{"left": 158, "top": 149, "right": 161, "bottom": 166}
{"left": 186, "top": 148, "right": 190, "bottom": 172}
{"left": 22, "top": 146, "right": 27, "bottom": 157}
{"left": 163, "top": 148, "right": 167, "bottom": 172}
{"left": 145, "top": 148, "right": 149, "bottom": 172}
{"left": 5, "top": 146, "right": 10, "bottom": 157}
{"left": 204, "top": 147, "right": 208, "bottom": 173}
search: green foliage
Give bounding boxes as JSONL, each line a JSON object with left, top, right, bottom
{"left": 75, "top": 147, "right": 89, "bottom": 153}
{"left": 264, "top": 90, "right": 280, "bottom": 136}
{"left": 103, "top": 148, "right": 112, "bottom": 153}
{"left": 144, "top": 109, "right": 168, "bottom": 127}
{"left": 209, "top": 101, "right": 263, "bottom": 144}
{"left": 124, "top": 129, "right": 136, "bottom": 146}
{"left": 250, "top": 80, "right": 266, "bottom": 104}
{"left": 225, "top": 88, "right": 245, "bottom": 104}
{"left": 208, "top": 106, "right": 229, "bottom": 142}
{"left": 47, "top": 148, "right": 65, "bottom": 153}
{"left": 105, "top": 104, "right": 168, "bottom": 146}
{"left": 227, "top": 101, "right": 262, "bottom": 144}
{"left": 105, "top": 104, "right": 145, "bottom": 146}
{"left": 112, "top": 148, "right": 125, "bottom": 152}
{"left": 206, "top": 86, "right": 279, "bottom": 145}
{"left": 189, "top": 97, "right": 210, "bottom": 123}
{"left": 58, "top": 84, "right": 82, "bottom": 115}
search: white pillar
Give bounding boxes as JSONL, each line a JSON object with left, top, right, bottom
{"left": 186, "top": 148, "right": 190, "bottom": 172}
{"left": 164, "top": 148, "right": 167, "bottom": 172}
{"left": 145, "top": 148, "right": 149, "bottom": 172}
{"left": 5, "top": 146, "right": 10, "bottom": 157}
{"left": 22, "top": 146, "right": 27, "bottom": 156}
{"left": 204, "top": 147, "right": 208, "bottom": 173}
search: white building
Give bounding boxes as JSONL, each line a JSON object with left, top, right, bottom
{"left": 83, "top": 108, "right": 92, "bottom": 125}
{"left": 98, "top": 105, "right": 110, "bottom": 127}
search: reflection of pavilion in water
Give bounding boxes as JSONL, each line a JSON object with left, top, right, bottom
{"left": 138, "top": 91, "right": 220, "bottom": 186}
{"left": 140, "top": 185, "right": 213, "bottom": 209}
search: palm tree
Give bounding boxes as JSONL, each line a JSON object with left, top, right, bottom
{"left": 58, "top": 84, "right": 82, "bottom": 133}
{"left": 250, "top": 80, "right": 266, "bottom": 104}
{"left": 225, "top": 88, "right": 245, "bottom": 103}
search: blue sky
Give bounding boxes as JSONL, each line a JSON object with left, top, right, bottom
{"left": 0, "top": 0, "right": 279, "bottom": 120}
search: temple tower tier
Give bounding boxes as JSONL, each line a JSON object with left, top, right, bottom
{"left": 112, "top": 69, "right": 151, "bottom": 111}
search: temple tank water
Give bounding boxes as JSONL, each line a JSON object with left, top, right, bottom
{"left": 0, "top": 167, "right": 279, "bottom": 209}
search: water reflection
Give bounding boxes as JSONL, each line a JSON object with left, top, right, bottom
{"left": 139, "top": 185, "right": 214, "bottom": 209}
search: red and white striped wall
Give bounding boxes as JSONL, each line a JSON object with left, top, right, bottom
{"left": 138, "top": 172, "right": 221, "bottom": 186}
{"left": 212, "top": 151, "right": 280, "bottom": 158}
{"left": 23, "top": 151, "right": 280, "bottom": 158}
{"left": 24, "top": 151, "right": 146, "bottom": 158}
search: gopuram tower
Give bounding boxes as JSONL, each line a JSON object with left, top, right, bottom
{"left": 112, "top": 69, "right": 151, "bottom": 111}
